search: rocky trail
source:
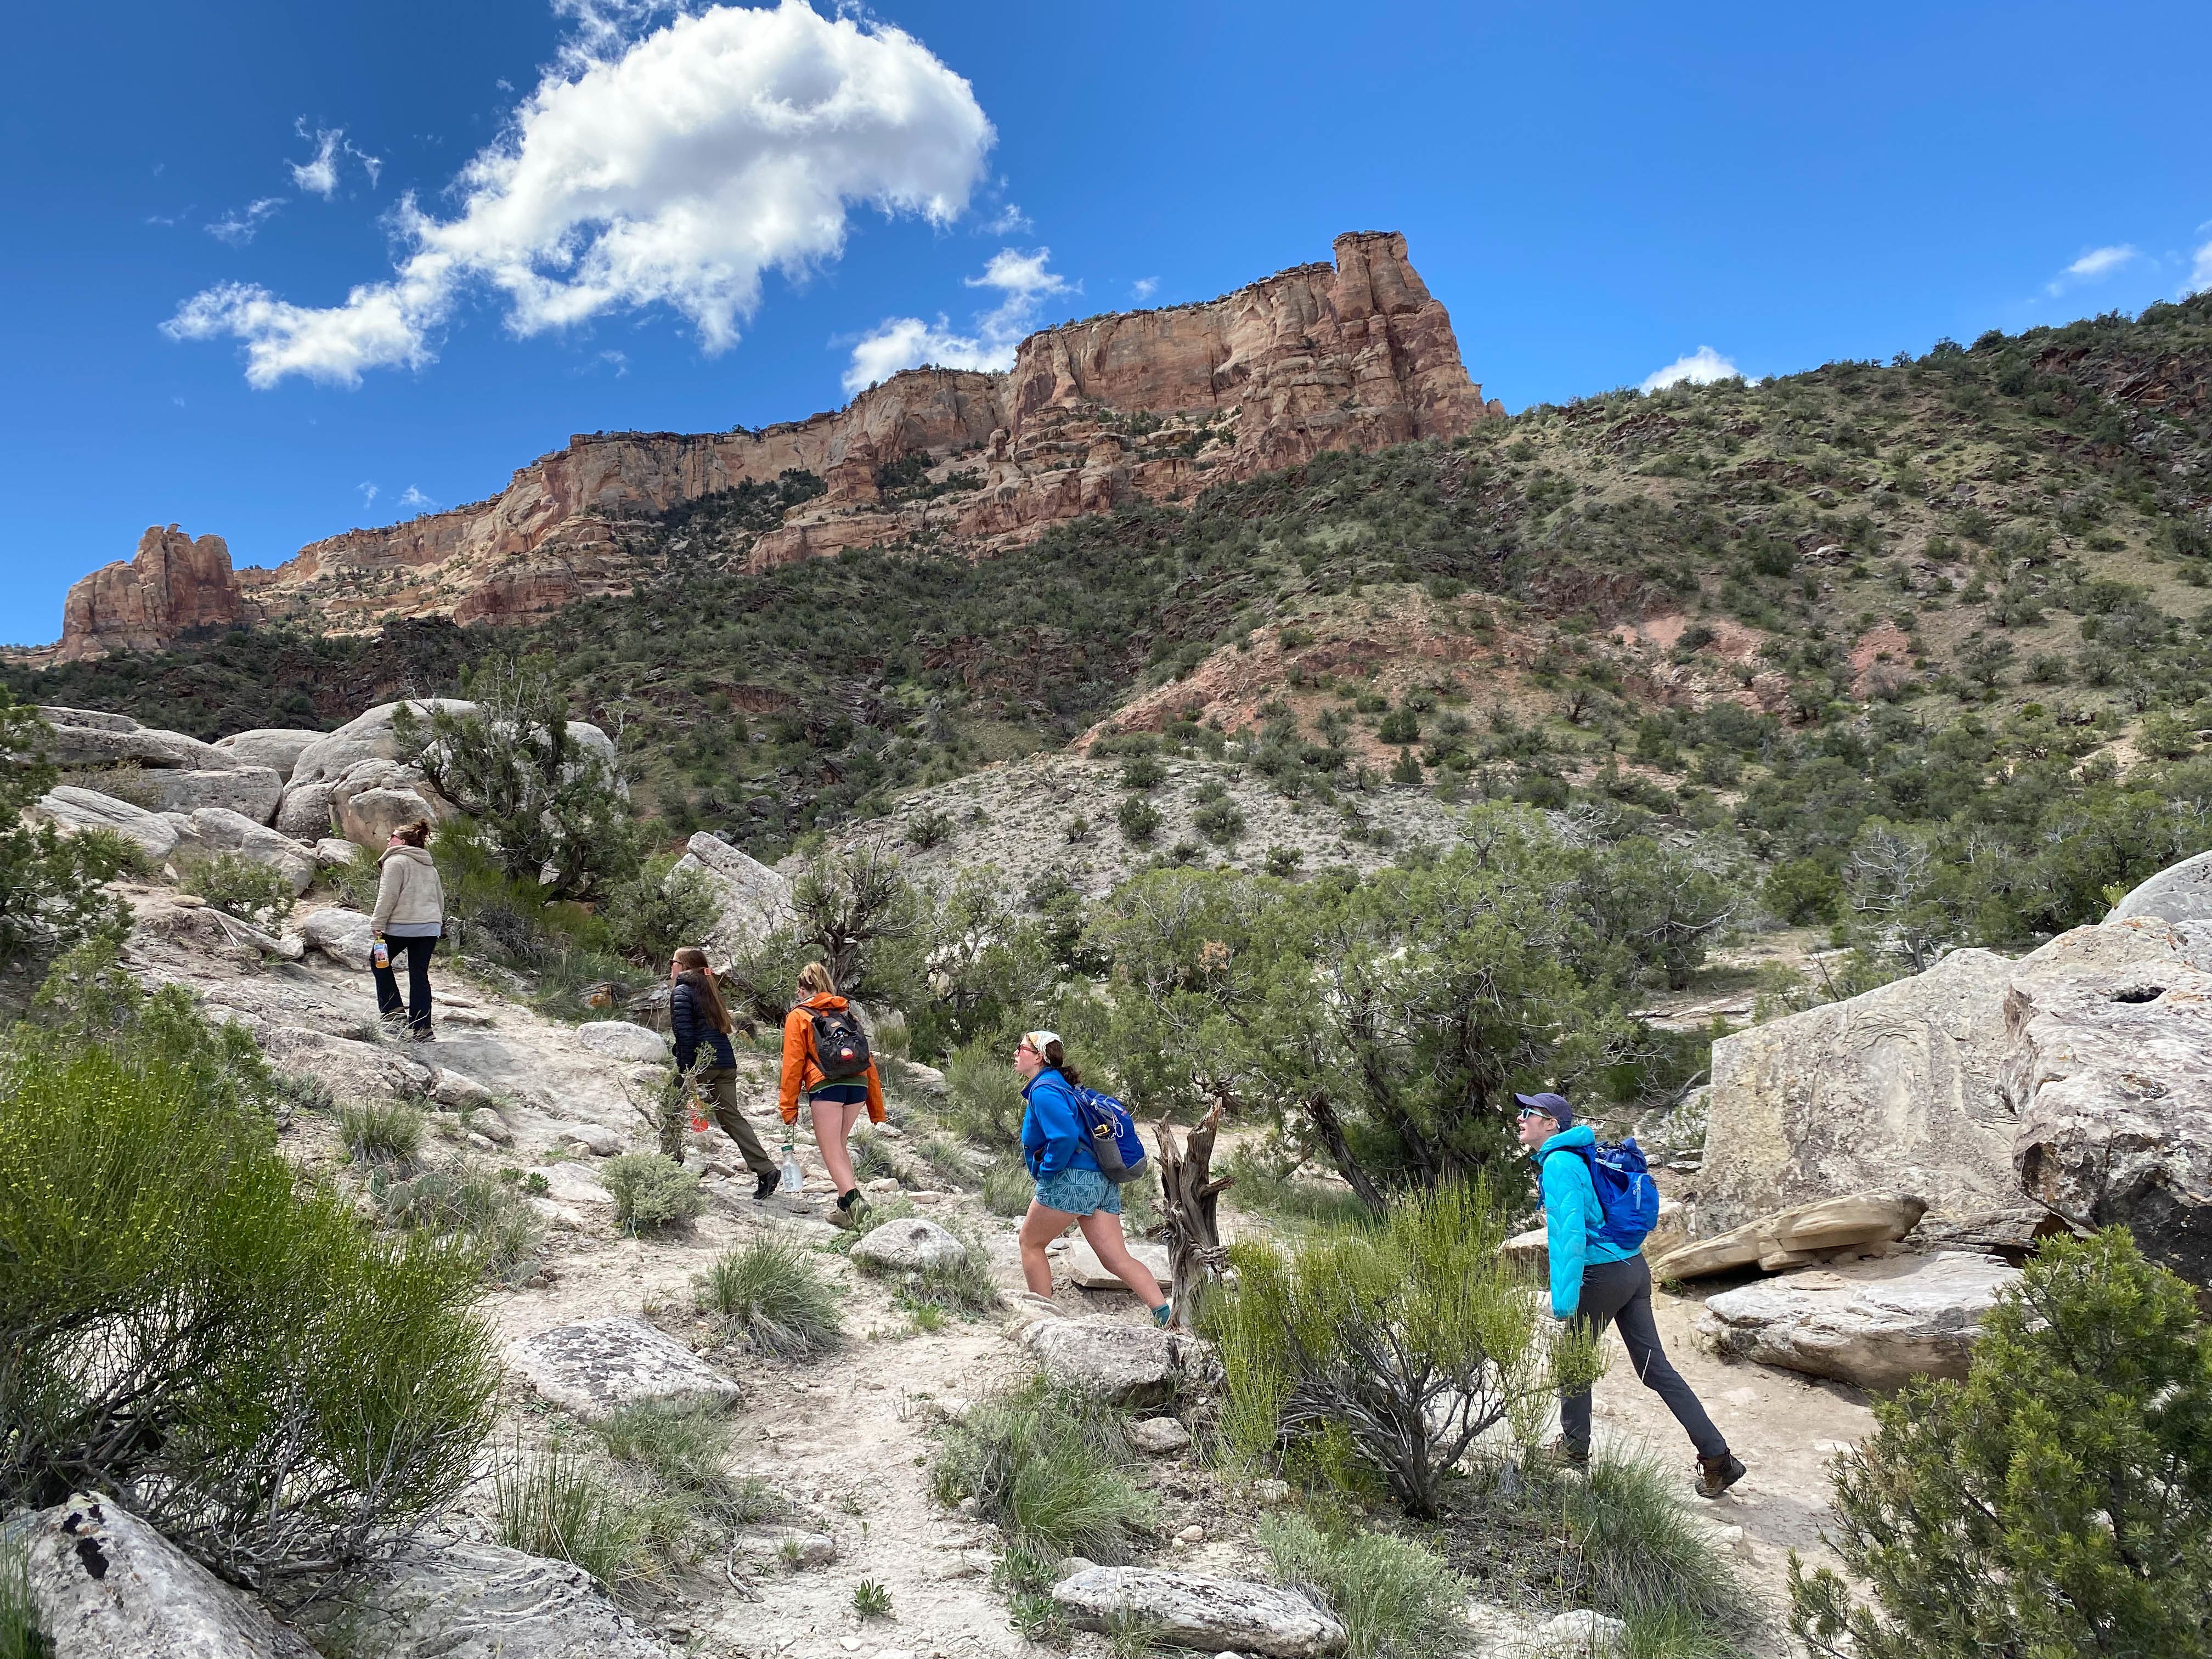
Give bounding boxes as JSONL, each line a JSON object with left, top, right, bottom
{"left": 81, "top": 876, "right": 1880, "bottom": 1659}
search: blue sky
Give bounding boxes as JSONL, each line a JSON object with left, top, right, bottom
{"left": 3, "top": 0, "right": 2208, "bottom": 647}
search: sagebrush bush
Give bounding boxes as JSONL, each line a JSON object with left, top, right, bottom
{"left": 601, "top": 1152, "right": 707, "bottom": 1233}
{"left": 339, "top": 1098, "right": 424, "bottom": 1165}
{"left": 944, "top": 1040, "right": 1025, "bottom": 1145}
{"left": 0, "top": 1029, "right": 498, "bottom": 1597}
{"left": 981, "top": 1155, "right": 1032, "bottom": 1217}
{"left": 1258, "top": 1511, "right": 1466, "bottom": 1659}
{"left": 930, "top": 1378, "right": 1153, "bottom": 1561}
{"left": 494, "top": 1438, "right": 678, "bottom": 1594}
{"left": 1791, "top": 1228, "right": 2212, "bottom": 1658}
{"left": 177, "top": 851, "right": 295, "bottom": 929}
{"left": 375, "top": 1160, "right": 541, "bottom": 1283}
{"left": 1206, "top": 1178, "right": 1600, "bottom": 1517}
{"left": 593, "top": 1402, "right": 782, "bottom": 1526}
{"left": 695, "top": 1237, "right": 843, "bottom": 1356}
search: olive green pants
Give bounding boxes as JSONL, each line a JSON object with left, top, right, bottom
{"left": 695, "top": 1066, "right": 777, "bottom": 1176}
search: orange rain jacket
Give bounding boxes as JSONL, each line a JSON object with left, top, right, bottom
{"left": 777, "top": 992, "right": 887, "bottom": 1125}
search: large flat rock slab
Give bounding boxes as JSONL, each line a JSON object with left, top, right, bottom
{"left": 507, "top": 1317, "right": 741, "bottom": 1421}
{"left": 336, "top": 1536, "right": 678, "bottom": 1658}
{"left": 2001, "top": 944, "right": 2212, "bottom": 1288}
{"left": 1063, "top": 1235, "right": 1171, "bottom": 1290}
{"left": 1695, "top": 1251, "right": 2020, "bottom": 1391}
{"left": 1020, "top": 1314, "right": 1196, "bottom": 1407}
{"left": 1051, "top": 1567, "right": 1346, "bottom": 1657}
{"left": 1651, "top": 1190, "right": 1925, "bottom": 1281}
{"left": 24, "top": 1492, "right": 319, "bottom": 1659}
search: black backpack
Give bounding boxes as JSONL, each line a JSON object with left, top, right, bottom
{"left": 809, "top": 1005, "right": 872, "bottom": 1082}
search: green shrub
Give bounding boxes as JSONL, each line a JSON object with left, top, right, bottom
{"left": 852, "top": 1578, "right": 893, "bottom": 1618}
{"left": 1258, "top": 1511, "right": 1466, "bottom": 1659}
{"left": 1116, "top": 795, "right": 1162, "bottom": 846}
{"left": 338, "top": 1099, "right": 425, "bottom": 1166}
{"left": 930, "top": 1378, "right": 1154, "bottom": 1561}
{"left": 325, "top": 843, "right": 383, "bottom": 911}
{"left": 592, "top": 1401, "right": 781, "bottom": 1526}
{"left": 600, "top": 858, "right": 723, "bottom": 967}
{"left": 494, "top": 1438, "right": 677, "bottom": 1593}
{"left": 1218, "top": 1148, "right": 1371, "bottom": 1229}
{"left": 983, "top": 1155, "right": 1033, "bottom": 1217}
{"left": 1192, "top": 797, "right": 1246, "bottom": 845}
{"left": 0, "top": 695, "right": 133, "bottom": 978}
{"left": 1762, "top": 857, "right": 1842, "bottom": 924}
{"left": 375, "top": 1160, "right": 541, "bottom": 1283}
{"left": 1120, "top": 754, "right": 1167, "bottom": 791}
{"left": 601, "top": 1152, "right": 707, "bottom": 1233}
{"left": 906, "top": 806, "right": 956, "bottom": 849}
{"left": 1265, "top": 845, "right": 1305, "bottom": 878}
{"left": 1206, "top": 1178, "right": 1599, "bottom": 1517}
{"left": 1790, "top": 1228, "right": 2212, "bottom": 1658}
{"left": 177, "top": 851, "right": 296, "bottom": 929}
{"left": 694, "top": 1237, "right": 843, "bottom": 1356}
{"left": 944, "top": 1039, "right": 1025, "bottom": 1145}
{"left": 0, "top": 1030, "right": 498, "bottom": 1596}
{"left": 0, "top": 1532, "right": 46, "bottom": 1659}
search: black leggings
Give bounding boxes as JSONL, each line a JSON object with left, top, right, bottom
{"left": 373, "top": 935, "right": 437, "bottom": 1034}
{"left": 1560, "top": 1254, "right": 1729, "bottom": 1460}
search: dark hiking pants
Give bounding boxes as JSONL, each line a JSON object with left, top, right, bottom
{"left": 1560, "top": 1254, "right": 1729, "bottom": 1460}
{"left": 373, "top": 935, "right": 437, "bottom": 1035}
{"left": 697, "top": 1065, "right": 777, "bottom": 1176}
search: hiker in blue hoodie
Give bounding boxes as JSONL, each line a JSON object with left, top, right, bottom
{"left": 1516, "top": 1091, "right": 1746, "bottom": 1498}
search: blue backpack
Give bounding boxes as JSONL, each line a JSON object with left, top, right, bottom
{"left": 1071, "top": 1085, "right": 1150, "bottom": 1186}
{"left": 1550, "top": 1136, "right": 1661, "bottom": 1252}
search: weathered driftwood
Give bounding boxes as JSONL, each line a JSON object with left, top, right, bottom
{"left": 1155, "top": 1105, "right": 1233, "bottom": 1328}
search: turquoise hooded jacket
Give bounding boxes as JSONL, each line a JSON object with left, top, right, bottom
{"left": 1534, "top": 1124, "right": 1638, "bottom": 1318}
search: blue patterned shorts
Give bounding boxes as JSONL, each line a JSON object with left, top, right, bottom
{"left": 1034, "top": 1166, "right": 1121, "bottom": 1216}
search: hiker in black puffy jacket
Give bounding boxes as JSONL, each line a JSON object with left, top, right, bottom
{"left": 1516, "top": 1090, "right": 1746, "bottom": 1499}
{"left": 670, "top": 947, "right": 778, "bottom": 1200}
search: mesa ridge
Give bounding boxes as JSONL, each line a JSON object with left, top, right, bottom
{"left": 49, "top": 232, "right": 1497, "bottom": 662}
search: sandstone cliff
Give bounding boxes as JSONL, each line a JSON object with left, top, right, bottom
{"left": 54, "top": 232, "right": 1497, "bottom": 659}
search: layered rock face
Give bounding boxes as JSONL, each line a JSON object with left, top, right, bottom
{"left": 54, "top": 233, "right": 1496, "bottom": 658}
{"left": 59, "top": 526, "right": 253, "bottom": 661}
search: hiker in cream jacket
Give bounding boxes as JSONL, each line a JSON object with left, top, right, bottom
{"left": 371, "top": 819, "right": 444, "bottom": 1040}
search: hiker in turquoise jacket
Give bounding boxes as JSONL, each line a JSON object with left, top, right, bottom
{"left": 1517, "top": 1091, "right": 1746, "bottom": 1499}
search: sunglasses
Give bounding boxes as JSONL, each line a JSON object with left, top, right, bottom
{"left": 1516, "top": 1107, "right": 1553, "bottom": 1120}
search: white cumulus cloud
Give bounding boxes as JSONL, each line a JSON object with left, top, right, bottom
{"left": 843, "top": 245, "right": 1070, "bottom": 393}
{"left": 1131, "top": 276, "right": 1158, "bottom": 302}
{"left": 399, "top": 485, "right": 439, "bottom": 512}
{"left": 168, "top": 0, "right": 995, "bottom": 388}
{"left": 207, "top": 198, "right": 283, "bottom": 245}
{"left": 2189, "top": 236, "right": 2212, "bottom": 297}
{"left": 1641, "top": 346, "right": 1743, "bottom": 393}
{"left": 2046, "top": 243, "right": 2137, "bottom": 295}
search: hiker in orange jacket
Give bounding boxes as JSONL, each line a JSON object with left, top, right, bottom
{"left": 777, "top": 961, "right": 885, "bottom": 1220}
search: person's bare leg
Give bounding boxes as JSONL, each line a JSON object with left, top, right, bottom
{"left": 811, "top": 1099, "right": 859, "bottom": 1192}
{"left": 1077, "top": 1209, "right": 1167, "bottom": 1311}
{"left": 1019, "top": 1201, "right": 1076, "bottom": 1296}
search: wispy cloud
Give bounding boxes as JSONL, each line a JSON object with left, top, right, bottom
{"left": 984, "top": 201, "right": 1031, "bottom": 234}
{"left": 844, "top": 245, "right": 1072, "bottom": 393}
{"left": 398, "top": 485, "right": 439, "bottom": 513}
{"left": 2046, "top": 243, "right": 2138, "bottom": 295}
{"left": 1641, "top": 346, "right": 1743, "bottom": 393}
{"left": 1131, "top": 276, "right": 1158, "bottom": 302}
{"left": 357, "top": 481, "right": 379, "bottom": 508}
{"left": 290, "top": 120, "right": 381, "bottom": 196}
{"left": 206, "top": 198, "right": 284, "bottom": 245}
{"left": 2189, "top": 235, "right": 2212, "bottom": 297}
{"left": 168, "top": 1, "right": 995, "bottom": 388}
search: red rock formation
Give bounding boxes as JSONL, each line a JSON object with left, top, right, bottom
{"left": 53, "top": 233, "right": 1497, "bottom": 658}
{"left": 58, "top": 526, "right": 253, "bottom": 662}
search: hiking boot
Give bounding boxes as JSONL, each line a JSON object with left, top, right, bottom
{"left": 1534, "top": 1436, "right": 1590, "bottom": 1473}
{"left": 753, "top": 1171, "right": 778, "bottom": 1201}
{"left": 1696, "top": 1453, "right": 1747, "bottom": 1499}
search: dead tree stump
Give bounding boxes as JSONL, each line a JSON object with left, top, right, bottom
{"left": 1156, "top": 1104, "right": 1233, "bottom": 1328}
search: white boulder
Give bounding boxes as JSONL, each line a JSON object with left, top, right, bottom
{"left": 850, "top": 1216, "right": 969, "bottom": 1273}
{"left": 575, "top": 1022, "right": 669, "bottom": 1064}
{"left": 29, "top": 785, "right": 178, "bottom": 860}
{"left": 23, "top": 1492, "right": 319, "bottom": 1659}
{"left": 175, "top": 806, "right": 317, "bottom": 894}
{"left": 1695, "top": 1250, "right": 2021, "bottom": 1390}
{"left": 289, "top": 698, "right": 478, "bottom": 786}
{"left": 1051, "top": 1567, "right": 1346, "bottom": 1657}
{"left": 1466, "top": 1604, "right": 1626, "bottom": 1658}
{"left": 670, "top": 831, "right": 793, "bottom": 955}
{"left": 257, "top": 1024, "right": 435, "bottom": 1104}
{"left": 336, "top": 1535, "right": 678, "bottom": 1658}
{"left": 211, "top": 727, "right": 326, "bottom": 781}
{"left": 30, "top": 706, "right": 230, "bottom": 771}
{"left": 300, "top": 906, "right": 379, "bottom": 969}
{"left": 146, "top": 764, "right": 284, "bottom": 822}
{"left": 507, "top": 1317, "right": 742, "bottom": 1422}
{"left": 276, "top": 782, "right": 337, "bottom": 841}
{"left": 1022, "top": 1314, "right": 1197, "bottom": 1407}
{"left": 1065, "top": 1235, "right": 1171, "bottom": 1290}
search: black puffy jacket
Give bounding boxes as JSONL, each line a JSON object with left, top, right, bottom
{"left": 669, "top": 975, "right": 736, "bottom": 1071}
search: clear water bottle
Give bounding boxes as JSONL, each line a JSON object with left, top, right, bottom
{"left": 778, "top": 1141, "right": 804, "bottom": 1194}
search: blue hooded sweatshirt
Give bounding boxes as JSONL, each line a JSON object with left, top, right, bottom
{"left": 1021, "top": 1068, "right": 1098, "bottom": 1179}
{"left": 1534, "top": 1124, "right": 1637, "bottom": 1319}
